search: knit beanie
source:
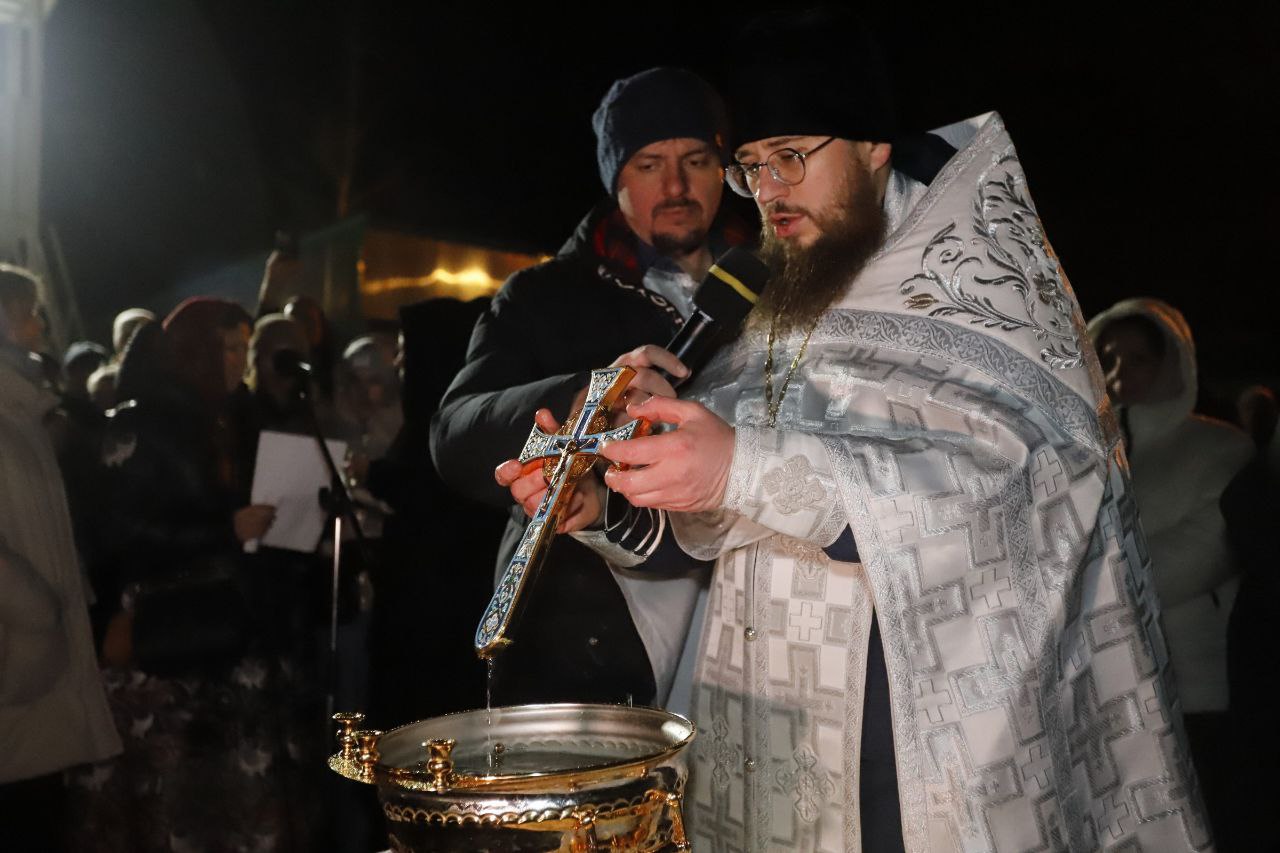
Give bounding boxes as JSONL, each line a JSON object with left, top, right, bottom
{"left": 592, "top": 66, "right": 729, "bottom": 193}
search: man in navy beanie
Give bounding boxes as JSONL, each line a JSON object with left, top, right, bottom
{"left": 590, "top": 67, "right": 729, "bottom": 272}
{"left": 431, "top": 67, "right": 745, "bottom": 709}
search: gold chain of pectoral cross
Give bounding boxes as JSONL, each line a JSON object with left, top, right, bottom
{"left": 763, "top": 311, "right": 820, "bottom": 428}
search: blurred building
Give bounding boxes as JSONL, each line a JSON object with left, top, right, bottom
{"left": 358, "top": 229, "right": 545, "bottom": 321}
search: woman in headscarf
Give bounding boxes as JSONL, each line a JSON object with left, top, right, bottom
{"left": 70, "top": 297, "right": 319, "bottom": 852}
{"left": 246, "top": 312, "right": 313, "bottom": 436}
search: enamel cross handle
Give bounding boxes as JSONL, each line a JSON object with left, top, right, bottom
{"left": 474, "top": 366, "right": 649, "bottom": 659}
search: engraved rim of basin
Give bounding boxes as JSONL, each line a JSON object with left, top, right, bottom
{"left": 333, "top": 703, "right": 696, "bottom": 793}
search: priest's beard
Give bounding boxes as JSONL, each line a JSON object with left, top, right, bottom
{"left": 755, "top": 160, "right": 887, "bottom": 335}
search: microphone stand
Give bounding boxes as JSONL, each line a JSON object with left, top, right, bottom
{"left": 293, "top": 379, "right": 369, "bottom": 726}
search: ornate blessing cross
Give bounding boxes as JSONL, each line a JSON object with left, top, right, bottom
{"left": 474, "top": 366, "right": 648, "bottom": 659}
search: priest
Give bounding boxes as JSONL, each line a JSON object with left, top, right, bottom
{"left": 591, "top": 22, "right": 1214, "bottom": 853}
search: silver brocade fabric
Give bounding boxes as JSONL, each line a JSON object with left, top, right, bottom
{"left": 669, "top": 113, "right": 1212, "bottom": 852}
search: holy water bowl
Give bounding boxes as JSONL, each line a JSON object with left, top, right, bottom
{"left": 330, "top": 703, "right": 696, "bottom": 852}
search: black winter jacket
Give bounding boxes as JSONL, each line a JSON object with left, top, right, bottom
{"left": 431, "top": 200, "right": 738, "bottom": 706}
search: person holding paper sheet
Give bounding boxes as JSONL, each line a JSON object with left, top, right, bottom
{"left": 71, "top": 297, "right": 320, "bottom": 851}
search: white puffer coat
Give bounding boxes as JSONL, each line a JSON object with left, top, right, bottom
{"left": 1088, "top": 298, "right": 1253, "bottom": 712}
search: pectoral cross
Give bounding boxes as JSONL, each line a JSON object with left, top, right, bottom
{"left": 474, "top": 366, "right": 648, "bottom": 659}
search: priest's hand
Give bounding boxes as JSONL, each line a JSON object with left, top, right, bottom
{"left": 493, "top": 407, "right": 604, "bottom": 532}
{"left": 599, "top": 395, "right": 734, "bottom": 513}
{"left": 561, "top": 345, "right": 688, "bottom": 428}
{"left": 608, "top": 345, "right": 687, "bottom": 409}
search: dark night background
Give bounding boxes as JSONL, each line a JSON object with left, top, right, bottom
{"left": 39, "top": 1, "right": 1279, "bottom": 404}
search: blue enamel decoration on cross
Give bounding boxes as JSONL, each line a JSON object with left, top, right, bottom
{"left": 474, "top": 366, "right": 648, "bottom": 659}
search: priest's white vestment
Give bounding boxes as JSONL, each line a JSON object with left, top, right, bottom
{"left": 659, "top": 113, "right": 1211, "bottom": 852}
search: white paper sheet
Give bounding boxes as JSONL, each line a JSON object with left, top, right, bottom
{"left": 248, "top": 430, "right": 348, "bottom": 553}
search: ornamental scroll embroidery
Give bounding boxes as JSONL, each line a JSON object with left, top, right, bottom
{"left": 776, "top": 537, "right": 829, "bottom": 582}
{"left": 762, "top": 455, "right": 827, "bottom": 515}
{"left": 899, "top": 150, "right": 1084, "bottom": 370}
{"left": 709, "top": 716, "right": 740, "bottom": 791}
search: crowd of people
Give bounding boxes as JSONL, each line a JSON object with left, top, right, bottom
{"left": 2, "top": 11, "right": 1278, "bottom": 853}
{"left": 1, "top": 266, "right": 505, "bottom": 850}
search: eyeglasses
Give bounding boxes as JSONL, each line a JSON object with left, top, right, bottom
{"left": 724, "top": 137, "right": 837, "bottom": 198}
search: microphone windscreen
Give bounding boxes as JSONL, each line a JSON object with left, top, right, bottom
{"left": 693, "top": 247, "right": 770, "bottom": 324}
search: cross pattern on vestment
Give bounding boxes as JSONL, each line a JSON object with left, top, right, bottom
{"left": 1067, "top": 674, "right": 1144, "bottom": 795}
{"left": 1030, "top": 448, "right": 1067, "bottom": 499}
{"left": 957, "top": 629, "right": 1024, "bottom": 707}
{"left": 1127, "top": 561, "right": 1167, "bottom": 674}
{"left": 1059, "top": 624, "right": 1088, "bottom": 677}
{"left": 1139, "top": 734, "right": 1213, "bottom": 848}
{"left": 1019, "top": 742, "right": 1052, "bottom": 792}
{"left": 787, "top": 601, "right": 824, "bottom": 644}
{"left": 474, "top": 366, "right": 646, "bottom": 658}
{"left": 902, "top": 580, "right": 966, "bottom": 672}
{"left": 1095, "top": 792, "right": 1134, "bottom": 841}
{"left": 971, "top": 762, "right": 1020, "bottom": 804}
{"left": 922, "top": 485, "right": 1004, "bottom": 564}
{"left": 915, "top": 677, "right": 957, "bottom": 725}
{"left": 930, "top": 743, "right": 1021, "bottom": 850}
{"left": 1035, "top": 797, "right": 1067, "bottom": 850}
{"left": 929, "top": 747, "right": 984, "bottom": 844}
{"left": 956, "top": 614, "right": 1045, "bottom": 742}
{"left": 875, "top": 496, "right": 917, "bottom": 544}
{"left": 886, "top": 374, "right": 932, "bottom": 431}
{"left": 1136, "top": 681, "right": 1168, "bottom": 730}
{"left": 969, "top": 568, "right": 1014, "bottom": 611}
{"left": 1096, "top": 609, "right": 1139, "bottom": 645}
{"left": 1085, "top": 583, "right": 1159, "bottom": 682}
{"left": 1100, "top": 499, "right": 1122, "bottom": 546}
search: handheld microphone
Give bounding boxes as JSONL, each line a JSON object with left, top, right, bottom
{"left": 663, "top": 246, "right": 770, "bottom": 387}
{"left": 272, "top": 348, "right": 312, "bottom": 378}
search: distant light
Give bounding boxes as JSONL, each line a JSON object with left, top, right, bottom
{"left": 431, "top": 266, "right": 498, "bottom": 288}
{"left": 361, "top": 265, "right": 501, "bottom": 300}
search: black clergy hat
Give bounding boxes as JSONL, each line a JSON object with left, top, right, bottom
{"left": 725, "top": 7, "right": 899, "bottom": 149}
